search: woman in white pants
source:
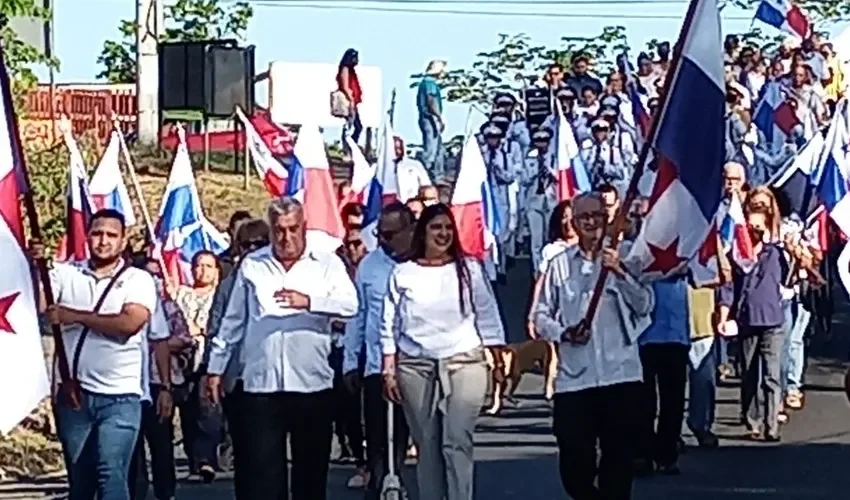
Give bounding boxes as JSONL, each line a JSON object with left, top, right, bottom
{"left": 380, "top": 203, "right": 506, "bottom": 500}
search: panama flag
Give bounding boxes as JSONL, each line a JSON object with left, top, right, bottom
{"left": 56, "top": 126, "right": 95, "bottom": 262}
{"left": 721, "top": 193, "right": 757, "bottom": 273}
{"left": 236, "top": 107, "right": 288, "bottom": 197}
{"left": 625, "top": 0, "right": 726, "bottom": 280}
{"left": 342, "top": 136, "right": 376, "bottom": 207}
{"left": 287, "top": 125, "right": 345, "bottom": 253}
{"left": 361, "top": 118, "right": 399, "bottom": 251}
{"left": 154, "top": 126, "right": 229, "bottom": 286}
{"left": 753, "top": 81, "right": 803, "bottom": 152}
{"left": 0, "top": 45, "right": 50, "bottom": 435}
{"left": 89, "top": 130, "right": 136, "bottom": 227}
{"left": 754, "top": 0, "right": 810, "bottom": 39}
{"left": 554, "top": 100, "right": 591, "bottom": 201}
{"left": 452, "top": 134, "right": 500, "bottom": 260}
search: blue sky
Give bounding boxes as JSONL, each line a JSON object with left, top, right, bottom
{"left": 44, "top": 0, "right": 848, "bottom": 143}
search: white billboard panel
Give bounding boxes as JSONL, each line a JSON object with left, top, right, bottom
{"left": 269, "top": 61, "right": 383, "bottom": 128}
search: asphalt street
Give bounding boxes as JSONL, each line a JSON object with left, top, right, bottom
{"left": 3, "top": 258, "right": 850, "bottom": 499}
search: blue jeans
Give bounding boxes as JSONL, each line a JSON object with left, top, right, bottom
{"left": 343, "top": 109, "right": 363, "bottom": 145}
{"left": 781, "top": 299, "right": 810, "bottom": 393}
{"left": 418, "top": 115, "right": 445, "bottom": 180}
{"left": 687, "top": 338, "right": 717, "bottom": 436}
{"left": 56, "top": 391, "right": 142, "bottom": 500}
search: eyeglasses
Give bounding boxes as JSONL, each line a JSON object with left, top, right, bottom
{"left": 345, "top": 239, "right": 364, "bottom": 248}
{"left": 575, "top": 211, "right": 606, "bottom": 222}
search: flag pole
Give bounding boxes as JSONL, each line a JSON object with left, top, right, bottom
{"left": 573, "top": 0, "right": 705, "bottom": 340}
{"left": 0, "top": 45, "right": 80, "bottom": 408}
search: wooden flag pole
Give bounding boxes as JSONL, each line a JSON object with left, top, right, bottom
{"left": 570, "top": 0, "right": 704, "bottom": 342}
{"left": 0, "top": 45, "right": 80, "bottom": 408}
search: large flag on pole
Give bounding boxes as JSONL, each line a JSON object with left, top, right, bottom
{"left": 55, "top": 124, "right": 95, "bottom": 262}
{"left": 89, "top": 130, "right": 137, "bottom": 227}
{"left": 0, "top": 45, "right": 50, "bottom": 435}
{"left": 625, "top": 0, "right": 726, "bottom": 280}
{"left": 361, "top": 118, "right": 399, "bottom": 251}
{"left": 236, "top": 107, "right": 288, "bottom": 197}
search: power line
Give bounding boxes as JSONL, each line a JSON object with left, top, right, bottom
{"left": 248, "top": 1, "right": 754, "bottom": 20}
{"left": 251, "top": 0, "right": 694, "bottom": 4}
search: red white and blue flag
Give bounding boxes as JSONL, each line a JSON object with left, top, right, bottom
{"left": 814, "top": 99, "right": 850, "bottom": 239}
{"left": 237, "top": 107, "right": 288, "bottom": 197}
{"left": 154, "top": 126, "right": 229, "bottom": 286}
{"left": 361, "top": 118, "right": 399, "bottom": 251}
{"left": 554, "top": 100, "right": 591, "bottom": 201}
{"left": 753, "top": 81, "right": 803, "bottom": 151}
{"left": 452, "top": 134, "right": 499, "bottom": 261}
{"left": 720, "top": 193, "right": 757, "bottom": 273}
{"left": 287, "top": 125, "right": 345, "bottom": 253}
{"left": 754, "top": 0, "right": 811, "bottom": 39}
{"left": 0, "top": 45, "right": 50, "bottom": 435}
{"left": 56, "top": 126, "right": 95, "bottom": 262}
{"left": 89, "top": 130, "right": 136, "bottom": 227}
{"left": 625, "top": 0, "right": 726, "bottom": 280}
{"left": 343, "top": 136, "right": 376, "bottom": 208}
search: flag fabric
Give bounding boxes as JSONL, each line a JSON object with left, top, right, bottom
{"left": 451, "top": 134, "right": 499, "bottom": 260}
{"left": 0, "top": 45, "right": 50, "bottom": 435}
{"left": 814, "top": 100, "right": 850, "bottom": 238}
{"left": 754, "top": 0, "right": 811, "bottom": 39}
{"left": 361, "top": 119, "right": 399, "bottom": 251}
{"left": 236, "top": 107, "right": 288, "bottom": 197}
{"left": 342, "top": 136, "right": 376, "bottom": 207}
{"left": 625, "top": 0, "right": 726, "bottom": 280}
{"left": 154, "top": 126, "right": 229, "bottom": 286}
{"left": 555, "top": 101, "right": 592, "bottom": 201}
{"left": 56, "top": 128, "right": 95, "bottom": 262}
{"left": 622, "top": 55, "right": 653, "bottom": 148}
{"left": 722, "top": 193, "right": 757, "bottom": 273}
{"left": 288, "top": 125, "right": 345, "bottom": 253}
{"left": 89, "top": 130, "right": 136, "bottom": 227}
{"left": 769, "top": 131, "right": 824, "bottom": 218}
{"left": 753, "top": 81, "right": 803, "bottom": 151}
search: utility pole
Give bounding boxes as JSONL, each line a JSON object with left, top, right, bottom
{"left": 136, "top": 0, "right": 162, "bottom": 146}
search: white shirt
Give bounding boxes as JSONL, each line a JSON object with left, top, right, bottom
{"left": 396, "top": 157, "right": 432, "bottom": 203}
{"left": 142, "top": 295, "right": 171, "bottom": 402}
{"left": 50, "top": 261, "right": 157, "bottom": 396}
{"left": 380, "top": 258, "right": 506, "bottom": 359}
{"left": 539, "top": 240, "right": 573, "bottom": 275}
{"left": 207, "top": 247, "right": 358, "bottom": 393}
{"left": 343, "top": 248, "right": 396, "bottom": 377}
{"left": 533, "top": 245, "right": 654, "bottom": 393}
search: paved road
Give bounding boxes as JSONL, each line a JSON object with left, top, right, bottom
{"left": 3, "top": 258, "right": 850, "bottom": 499}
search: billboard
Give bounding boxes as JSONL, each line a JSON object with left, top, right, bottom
{"left": 268, "top": 61, "right": 383, "bottom": 128}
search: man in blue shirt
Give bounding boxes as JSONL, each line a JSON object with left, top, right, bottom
{"left": 417, "top": 60, "right": 447, "bottom": 181}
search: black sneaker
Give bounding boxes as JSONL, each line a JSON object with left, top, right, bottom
{"left": 695, "top": 431, "right": 719, "bottom": 449}
{"left": 199, "top": 464, "right": 216, "bottom": 483}
{"left": 656, "top": 462, "right": 680, "bottom": 475}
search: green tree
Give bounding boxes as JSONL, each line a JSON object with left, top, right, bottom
{"left": 96, "top": 0, "right": 253, "bottom": 84}
{"left": 409, "top": 28, "right": 629, "bottom": 106}
{"left": 0, "top": 0, "right": 59, "bottom": 96}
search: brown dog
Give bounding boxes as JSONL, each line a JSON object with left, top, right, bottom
{"left": 484, "top": 340, "right": 558, "bottom": 415}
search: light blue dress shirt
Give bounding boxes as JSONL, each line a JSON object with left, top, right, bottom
{"left": 638, "top": 275, "right": 690, "bottom": 346}
{"left": 343, "top": 248, "right": 397, "bottom": 377}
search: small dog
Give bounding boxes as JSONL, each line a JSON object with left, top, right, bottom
{"left": 484, "top": 340, "right": 558, "bottom": 415}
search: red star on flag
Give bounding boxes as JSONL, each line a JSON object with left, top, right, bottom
{"left": 644, "top": 238, "right": 684, "bottom": 274}
{"left": 0, "top": 291, "right": 21, "bottom": 334}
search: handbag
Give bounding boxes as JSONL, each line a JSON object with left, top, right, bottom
{"left": 330, "top": 90, "right": 351, "bottom": 118}
{"left": 56, "top": 265, "right": 131, "bottom": 409}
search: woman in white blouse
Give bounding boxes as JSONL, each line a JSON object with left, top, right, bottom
{"left": 379, "top": 203, "right": 506, "bottom": 500}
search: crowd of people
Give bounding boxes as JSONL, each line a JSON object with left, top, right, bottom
{"left": 29, "top": 29, "right": 848, "bottom": 500}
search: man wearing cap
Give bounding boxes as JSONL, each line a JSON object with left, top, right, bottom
{"left": 479, "top": 119, "right": 522, "bottom": 276}
{"left": 580, "top": 116, "right": 631, "bottom": 197}
{"left": 494, "top": 93, "right": 531, "bottom": 158}
{"left": 417, "top": 60, "right": 448, "bottom": 181}
{"left": 540, "top": 86, "right": 589, "bottom": 155}
{"left": 520, "top": 127, "right": 558, "bottom": 272}
{"left": 564, "top": 53, "right": 603, "bottom": 98}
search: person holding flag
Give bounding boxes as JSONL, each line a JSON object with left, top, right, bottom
{"left": 521, "top": 128, "right": 558, "bottom": 272}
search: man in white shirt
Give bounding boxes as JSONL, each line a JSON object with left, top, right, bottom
{"left": 36, "top": 209, "right": 158, "bottom": 500}
{"left": 394, "top": 136, "right": 433, "bottom": 203}
{"left": 205, "top": 197, "right": 358, "bottom": 500}
{"left": 343, "top": 202, "right": 415, "bottom": 499}
{"left": 533, "top": 193, "right": 653, "bottom": 500}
